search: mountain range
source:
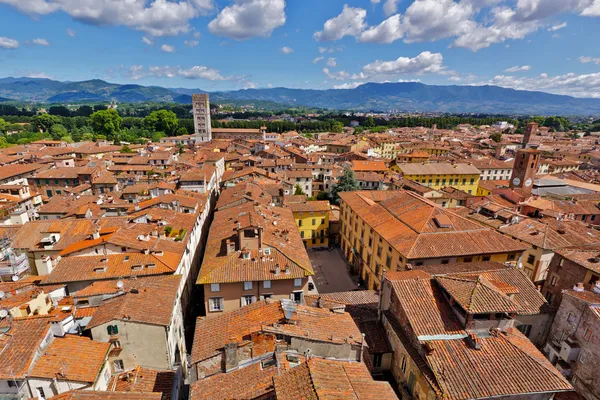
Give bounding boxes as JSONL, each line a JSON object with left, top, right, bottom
{"left": 1, "top": 77, "right": 599, "bottom": 115}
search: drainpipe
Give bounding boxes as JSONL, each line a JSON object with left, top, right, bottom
{"left": 358, "top": 333, "right": 366, "bottom": 362}
{"left": 377, "top": 269, "right": 387, "bottom": 322}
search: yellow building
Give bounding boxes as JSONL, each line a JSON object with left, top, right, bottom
{"left": 338, "top": 190, "right": 528, "bottom": 290}
{"left": 287, "top": 201, "right": 330, "bottom": 248}
{"left": 391, "top": 162, "right": 481, "bottom": 194}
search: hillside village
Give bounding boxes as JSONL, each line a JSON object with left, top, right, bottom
{"left": 0, "top": 94, "right": 599, "bottom": 400}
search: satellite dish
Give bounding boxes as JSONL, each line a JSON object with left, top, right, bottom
{"left": 116, "top": 281, "right": 124, "bottom": 289}
{"left": 0, "top": 310, "right": 8, "bottom": 319}
{"left": 0, "top": 291, "right": 4, "bottom": 299}
{"left": 11, "top": 275, "right": 18, "bottom": 282}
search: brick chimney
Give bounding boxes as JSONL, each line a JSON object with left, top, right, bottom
{"left": 467, "top": 332, "right": 482, "bottom": 350}
{"left": 224, "top": 342, "right": 239, "bottom": 371}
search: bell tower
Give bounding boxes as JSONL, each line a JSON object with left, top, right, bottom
{"left": 509, "top": 148, "right": 540, "bottom": 192}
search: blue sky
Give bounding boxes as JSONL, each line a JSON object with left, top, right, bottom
{"left": 1, "top": 0, "right": 600, "bottom": 97}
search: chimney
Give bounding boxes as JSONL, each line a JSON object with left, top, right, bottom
{"left": 226, "top": 239, "right": 236, "bottom": 255}
{"left": 275, "top": 264, "right": 281, "bottom": 275}
{"left": 223, "top": 342, "right": 239, "bottom": 372}
{"left": 593, "top": 281, "right": 600, "bottom": 295}
{"left": 92, "top": 230, "right": 100, "bottom": 240}
{"left": 467, "top": 333, "right": 482, "bottom": 350}
{"left": 573, "top": 282, "right": 585, "bottom": 292}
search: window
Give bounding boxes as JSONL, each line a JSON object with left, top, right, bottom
{"left": 441, "top": 259, "right": 449, "bottom": 264}
{"left": 401, "top": 356, "right": 407, "bottom": 373}
{"left": 264, "top": 248, "right": 271, "bottom": 255}
{"left": 241, "top": 295, "right": 255, "bottom": 306}
{"left": 482, "top": 255, "right": 491, "bottom": 261}
{"left": 107, "top": 324, "right": 119, "bottom": 335}
{"left": 294, "top": 278, "right": 302, "bottom": 287}
{"left": 386, "top": 255, "right": 392, "bottom": 268}
{"left": 579, "top": 352, "right": 586, "bottom": 363}
{"left": 300, "top": 231, "right": 304, "bottom": 238}
{"left": 527, "top": 254, "right": 536, "bottom": 265}
{"left": 210, "top": 283, "right": 220, "bottom": 292}
{"left": 209, "top": 297, "right": 224, "bottom": 312}
{"left": 264, "top": 280, "right": 272, "bottom": 289}
{"left": 298, "top": 220, "right": 303, "bottom": 227}
{"left": 377, "top": 246, "right": 382, "bottom": 257}
{"left": 545, "top": 292, "right": 554, "bottom": 302}
{"left": 584, "top": 328, "right": 593, "bottom": 341}
{"left": 463, "top": 257, "right": 472, "bottom": 263}
{"left": 415, "top": 261, "right": 423, "bottom": 266}
{"left": 559, "top": 258, "right": 564, "bottom": 267}
{"left": 321, "top": 218, "right": 325, "bottom": 224}
{"left": 312, "top": 219, "right": 316, "bottom": 225}
{"left": 113, "top": 360, "right": 124, "bottom": 373}
{"left": 244, "top": 281, "right": 253, "bottom": 290}
{"left": 551, "top": 276, "right": 558, "bottom": 287}
{"left": 517, "top": 324, "right": 532, "bottom": 337}
{"left": 36, "top": 387, "right": 45, "bottom": 398}
{"left": 373, "top": 354, "right": 382, "bottom": 368}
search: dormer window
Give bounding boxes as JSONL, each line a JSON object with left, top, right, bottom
{"left": 132, "top": 264, "right": 143, "bottom": 271}
{"left": 264, "top": 248, "right": 271, "bottom": 255}
{"left": 146, "top": 263, "right": 156, "bottom": 269}
{"left": 124, "top": 255, "right": 130, "bottom": 261}
{"left": 242, "top": 252, "right": 251, "bottom": 260}
{"left": 94, "top": 267, "right": 106, "bottom": 273}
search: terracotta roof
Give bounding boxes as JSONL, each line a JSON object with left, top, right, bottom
{"left": 436, "top": 275, "right": 522, "bottom": 314}
{"left": 398, "top": 162, "right": 480, "bottom": 176}
{"left": 197, "top": 202, "right": 313, "bottom": 285}
{"left": 86, "top": 275, "right": 180, "bottom": 329}
{"left": 0, "top": 317, "right": 51, "bottom": 379}
{"left": 109, "top": 366, "right": 175, "bottom": 400}
{"left": 29, "top": 335, "right": 110, "bottom": 383}
{"left": 190, "top": 362, "right": 277, "bottom": 400}
{"left": 424, "top": 330, "right": 572, "bottom": 400}
{"left": 273, "top": 358, "right": 398, "bottom": 400}
{"left": 42, "top": 252, "right": 179, "bottom": 285}
{"left": 387, "top": 276, "right": 465, "bottom": 338}
{"left": 49, "top": 391, "right": 162, "bottom": 399}
{"left": 12, "top": 219, "right": 96, "bottom": 252}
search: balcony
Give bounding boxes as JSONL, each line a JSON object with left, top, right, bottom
{"left": 0, "top": 253, "right": 30, "bottom": 278}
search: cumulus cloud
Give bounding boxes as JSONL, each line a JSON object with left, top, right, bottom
{"left": 0, "top": 0, "right": 215, "bottom": 36}
{"left": 359, "top": 51, "right": 447, "bottom": 78}
{"left": 322, "top": 68, "right": 350, "bottom": 81}
{"left": 129, "top": 65, "right": 227, "bottom": 81}
{"left": 142, "top": 36, "right": 154, "bottom": 46}
{"left": 383, "top": 0, "right": 400, "bottom": 16}
{"left": 359, "top": 14, "right": 404, "bottom": 43}
{"left": 0, "top": 36, "right": 19, "bottom": 49}
{"left": 161, "top": 44, "right": 175, "bottom": 53}
{"left": 334, "top": 82, "right": 364, "bottom": 89}
{"left": 32, "top": 38, "right": 50, "bottom": 46}
{"left": 548, "top": 21, "right": 567, "bottom": 31}
{"left": 579, "top": 56, "right": 600, "bottom": 64}
{"left": 280, "top": 46, "right": 293, "bottom": 54}
{"left": 25, "top": 72, "right": 55, "bottom": 79}
{"left": 313, "top": 5, "right": 367, "bottom": 41}
{"left": 483, "top": 71, "right": 600, "bottom": 98}
{"left": 326, "top": 57, "right": 337, "bottom": 67}
{"left": 313, "top": 56, "right": 324, "bottom": 64}
{"left": 184, "top": 40, "right": 199, "bottom": 47}
{"left": 504, "top": 65, "right": 532, "bottom": 72}
{"left": 66, "top": 28, "right": 75, "bottom": 37}
{"left": 208, "top": 0, "right": 286, "bottom": 40}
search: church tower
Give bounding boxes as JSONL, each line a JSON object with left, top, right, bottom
{"left": 192, "top": 94, "right": 212, "bottom": 143}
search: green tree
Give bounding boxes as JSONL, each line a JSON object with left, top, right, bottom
{"left": 33, "top": 114, "right": 60, "bottom": 133}
{"left": 60, "top": 135, "right": 74, "bottom": 143}
{"left": 50, "top": 124, "right": 68, "bottom": 140}
{"left": 363, "top": 116, "right": 375, "bottom": 128}
{"left": 89, "top": 109, "right": 122, "bottom": 141}
{"left": 331, "top": 121, "right": 344, "bottom": 133}
{"left": 294, "top": 184, "right": 305, "bottom": 196}
{"left": 332, "top": 168, "right": 359, "bottom": 204}
{"left": 0, "top": 118, "right": 7, "bottom": 133}
{"left": 81, "top": 132, "right": 94, "bottom": 142}
{"left": 120, "top": 144, "right": 134, "bottom": 153}
{"left": 176, "top": 126, "right": 188, "bottom": 135}
{"left": 145, "top": 110, "right": 178, "bottom": 136}
{"left": 490, "top": 132, "right": 502, "bottom": 143}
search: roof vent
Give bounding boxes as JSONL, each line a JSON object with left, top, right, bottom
{"left": 433, "top": 215, "right": 452, "bottom": 228}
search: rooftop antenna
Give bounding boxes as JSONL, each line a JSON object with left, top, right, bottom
{"left": 116, "top": 280, "right": 124, "bottom": 292}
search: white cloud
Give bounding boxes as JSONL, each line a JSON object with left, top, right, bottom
{"left": 184, "top": 40, "right": 199, "bottom": 47}
{"left": 326, "top": 57, "right": 337, "bottom": 67}
{"left": 0, "top": 36, "right": 19, "bottom": 49}
{"left": 322, "top": 68, "right": 350, "bottom": 80}
{"left": 32, "top": 38, "right": 50, "bottom": 46}
{"left": 142, "top": 36, "right": 154, "bottom": 46}
{"left": 579, "top": 56, "right": 600, "bottom": 64}
{"left": 193, "top": 31, "right": 201, "bottom": 39}
{"left": 129, "top": 65, "right": 227, "bottom": 81}
{"left": 208, "top": 0, "right": 286, "bottom": 40}
{"left": 161, "top": 44, "right": 175, "bottom": 53}
{"left": 313, "top": 5, "right": 367, "bottom": 41}
{"left": 504, "top": 65, "right": 532, "bottom": 72}
{"left": 66, "top": 28, "right": 75, "bottom": 37}
{"left": 0, "top": 0, "right": 215, "bottom": 36}
{"left": 370, "top": 0, "right": 381, "bottom": 3}
{"left": 267, "top": 83, "right": 273, "bottom": 88}
{"left": 313, "top": 56, "right": 324, "bottom": 64}
{"left": 334, "top": 82, "right": 364, "bottom": 89}
{"left": 402, "top": 0, "right": 475, "bottom": 43}
{"left": 280, "top": 46, "right": 293, "bottom": 54}
{"left": 25, "top": 72, "right": 54, "bottom": 79}
{"left": 548, "top": 21, "right": 567, "bottom": 31}
{"left": 359, "top": 51, "right": 447, "bottom": 78}
{"left": 483, "top": 72, "right": 600, "bottom": 98}
{"left": 383, "top": 0, "right": 400, "bottom": 16}
{"left": 359, "top": 14, "right": 404, "bottom": 43}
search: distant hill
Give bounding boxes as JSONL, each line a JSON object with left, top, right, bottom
{"left": 1, "top": 77, "right": 600, "bottom": 115}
